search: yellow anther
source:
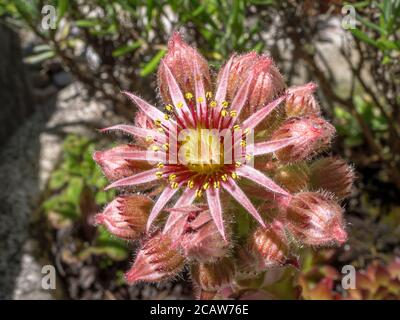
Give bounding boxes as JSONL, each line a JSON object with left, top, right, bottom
{"left": 221, "top": 109, "right": 228, "bottom": 117}
{"left": 230, "top": 110, "right": 237, "bottom": 117}
{"left": 235, "top": 161, "right": 242, "bottom": 168}
{"left": 171, "top": 182, "right": 179, "bottom": 189}
{"left": 196, "top": 189, "right": 203, "bottom": 198}
{"left": 155, "top": 171, "right": 163, "bottom": 178}
{"left": 214, "top": 181, "right": 220, "bottom": 189}
{"left": 221, "top": 174, "right": 228, "bottom": 182}
{"left": 152, "top": 145, "right": 160, "bottom": 152}
{"left": 233, "top": 124, "right": 241, "bottom": 131}
{"left": 222, "top": 101, "right": 229, "bottom": 108}
{"left": 197, "top": 97, "right": 204, "bottom": 103}
{"left": 245, "top": 154, "right": 253, "bottom": 161}
{"left": 185, "top": 92, "right": 193, "bottom": 100}
{"left": 176, "top": 102, "right": 184, "bottom": 108}
{"left": 240, "top": 140, "right": 246, "bottom": 147}
{"left": 244, "top": 128, "right": 250, "bottom": 135}
{"left": 157, "top": 127, "right": 164, "bottom": 133}
{"left": 203, "top": 182, "right": 210, "bottom": 190}
{"left": 145, "top": 135, "right": 154, "bottom": 142}
{"left": 165, "top": 104, "right": 173, "bottom": 112}
{"left": 154, "top": 119, "right": 162, "bottom": 126}
{"left": 164, "top": 114, "right": 170, "bottom": 120}
{"left": 162, "top": 143, "right": 169, "bottom": 151}
{"left": 231, "top": 172, "right": 238, "bottom": 179}
{"left": 187, "top": 180, "right": 194, "bottom": 189}
{"left": 206, "top": 91, "right": 213, "bottom": 99}
{"left": 210, "top": 100, "right": 217, "bottom": 108}
{"left": 169, "top": 174, "right": 176, "bottom": 181}
{"left": 157, "top": 162, "right": 164, "bottom": 168}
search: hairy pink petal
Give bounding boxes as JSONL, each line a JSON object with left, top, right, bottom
{"left": 146, "top": 187, "right": 179, "bottom": 231}
{"left": 101, "top": 125, "right": 166, "bottom": 144}
{"left": 105, "top": 168, "right": 160, "bottom": 190}
{"left": 236, "top": 165, "right": 289, "bottom": 196}
{"left": 160, "top": 61, "right": 194, "bottom": 127}
{"left": 105, "top": 150, "right": 166, "bottom": 163}
{"left": 206, "top": 188, "right": 226, "bottom": 241}
{"left": 223, "top": 179, "right": 266, "bottom": 227}
{"left": 242, "top": 94, "right": 286, "bottom": 130}
{"left": 253, "top": 137, "right": 298, "bottom": 156}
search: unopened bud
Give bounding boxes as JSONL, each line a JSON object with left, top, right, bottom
{"left": 272, "top": 116, "right": 335, "bottom": 163}
{"left": 93, "top": 144, "right": 152, "bottom": 181}
{"left": 274, "top": 163, "right": 310, "bottom": 193}
{"left": 286, "top": 82, "right": 320, "bottom": 117}
{"left": 181, "top": 209, "right": 231, "bottom": 262}
{"left": 310, "top": 157, "right": 354, "bottom": 200}
{"left": 249, "top": 220, "right": 291, "bottom": 271}
{"left": 95, "top": 195, "right": 153, "bottom": 240}
{"left": 286, "top": 192, "right": 347, "bottom": 246}
{"left": 191, "top": 257, "right": 235, "bottom": 292}
{"left": 125, "top": 232, "right": 185, "bottom": 283}
{"left": 158, "top": 32, "right": 211, "bottom": 104}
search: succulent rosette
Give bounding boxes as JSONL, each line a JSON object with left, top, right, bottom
{"left": 93, "top": 32, "right": 354, "bottom": 299}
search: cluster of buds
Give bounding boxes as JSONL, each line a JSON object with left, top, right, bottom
{"left": 93, "top": 32, "right": 354, "bottom": 299}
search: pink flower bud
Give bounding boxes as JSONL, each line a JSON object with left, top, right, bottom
{"left": 310, "top": 157, "right": 354, "bottom": 200}
{"left": 125, "top": 232, "right": 185, "bottom": 284}
{"left": 191, "top": 257, "right": 235, "bottom": 292}
{"left": 286, "top": 82, "right": 320, "bottom": 117}
{"left": 274, "top": 163, "right": 310, "bottom": 193}
{"left": 249, "top": 220, "right": 292, "bottom": 270}
{"left": 181, "top": 209, "right": 231, "bottom": 262}
{"left": 158, "top": 32, "right": 211, "bottom": 104}
{"left": 93, "top": 144, "right": 152, "bottom": 181}
{"left": 286, "top": 192, "right": 347, "bottom": 246}
{"left": 272, "top": 116, "right": 335, "bottom": 163}
{"left": 220, "top": 53, "right": 285, "bottom": 118}
{"left": 95, "top": 195, "right": 153, "bottom": 240}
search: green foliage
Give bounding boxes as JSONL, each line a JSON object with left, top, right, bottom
{"left": 42, "top": 134, "right": 128, "bottom": 262}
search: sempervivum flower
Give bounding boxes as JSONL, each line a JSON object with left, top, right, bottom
{"left": 94, "top": 32, "right": 353, "bottom": 297}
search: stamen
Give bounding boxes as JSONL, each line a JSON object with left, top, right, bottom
{"left": 233, "top": 124, "right": 241, "bottom": 131}
{"left": 152, "top": 145, "right": 160, "bottom": 152}
{"left": 214, "top": 181, "right": 220, "bottom": 189}
{"left": 203, "top": 182, "right": 210, "bottom": 190}
{"left": 197, "top": 97, "right": 204, "bottom": 103}
{"left": 210, "top": 101, "right": 217, "bottom": 108}
{"left": 206, "top": 92, "right": 213, "bottom": 99}
{"left": 196, "top": 189, "right": 203, "bottom": 198}
{"left": 169, "top": 174, "right": 176, "bottom": 181}
{"left": 230, "top": 110, "right": 237, "bottom": 117}
{"left": 185, "top": 92, "right": 193, "bottom": 100}
{"left": 165, "top": 104, "right": 173, "bottom": 112}
{"left": 222, "top": 101, "right": 229, "bottom": 108}
{"left": 164, "top": 114, "right": 170, "bottom": 120}
{"left": 157, "top": 128, "right": 164, "bottom": 133}
{"left": 145, "top": 135, "right": 154, "bottom": 142}
{"left": 162, "top": 143, "right": 169, "bottom": 151}
{"left": 221, "top": 174, "right": 228, "bottom": 181}
{"left": 157, "top": 162, "right": 164, "bottom": 168}
{"left": 231, "top": 172, "right": 238, "bottom": 179}
{"left": 171, "top": 182, "right": 179, "bottom": 189}
{"left": 154, "top": 119, "right": 162, "bottom": 126}
{"left": 240, "top": 140, "right": 246, "bottom": 147}
{"left": 235, "top": 161, "right": 242, "bottom": 168}
{"left": 176, "top": 102, "right": 183, "bottom": 109}
{"left": 221, "top": 110, "right": 228, "bottom": 117}
{"left": 187, "top": 180, "right": 194, "bottom": 189}
{"left": 155, "top": 171, "right": 163, "bottom": 178}
{"left": 245, "top": 154, "right": 253, "bottom": 161}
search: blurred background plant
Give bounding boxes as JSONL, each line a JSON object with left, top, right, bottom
{"left": 0, "top": 0, "right": 399, "bottom": 299}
